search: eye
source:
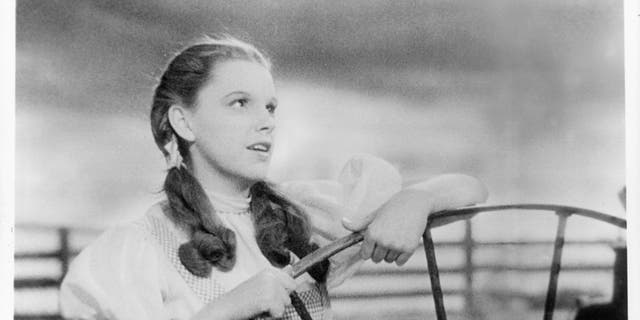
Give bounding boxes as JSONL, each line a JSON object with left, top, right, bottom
{"left": 266, "top": 103, "right": 277, "bottom": 114}
{"left": 230, "top": 98, "right": 249, "bottom": 108}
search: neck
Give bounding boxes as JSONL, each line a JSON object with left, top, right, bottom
{"left": 190, "top": 158, "right": 253, "bottom": 199}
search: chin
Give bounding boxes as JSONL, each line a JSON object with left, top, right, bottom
{"left": 240, "top": 166, "right": 269, "bottom": 182}
{"left": 245, "top": 173, "right": 267, "bottom": 182}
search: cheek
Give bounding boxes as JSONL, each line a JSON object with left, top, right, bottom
{"left": 202, "top": 127, "right": 238, "bottom": 152}
{"left": 195, "top": 119, "right": 247, "bottom": 156}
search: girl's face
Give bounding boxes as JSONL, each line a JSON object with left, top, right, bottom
{"left": 187, "top": 60, "right": 277, "bottom": 187}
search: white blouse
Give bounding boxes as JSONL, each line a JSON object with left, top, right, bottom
{"left": 59, "top": 154, "right": 402, "bottom": 320}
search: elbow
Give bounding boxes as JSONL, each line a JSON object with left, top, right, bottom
{"left": 450, "top": 174, "right": 489, "bottom": 205}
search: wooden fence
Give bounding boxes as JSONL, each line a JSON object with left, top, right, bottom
{"left": 14, "top": 221, "right": 619, "bottom": 320}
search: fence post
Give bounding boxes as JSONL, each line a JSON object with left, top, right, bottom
{"left": 59, "top": 228, "right": 70, "bottom": 281}
{"left": 463, "top": 220, "right": 475, "bottom": 318}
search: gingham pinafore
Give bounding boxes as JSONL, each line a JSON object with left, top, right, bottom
{"left": 140, "top": 208, "right": 332, "bottom": 320}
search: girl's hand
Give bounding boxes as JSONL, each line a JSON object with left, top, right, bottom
{"left": 343, "top": 190, "right": 430, "bottom": 266}
{"left": 343, "top": 174, "right": 488, "bottom": 266}
{"left": 193, "top": 267, "right": 297, "bottom": 320}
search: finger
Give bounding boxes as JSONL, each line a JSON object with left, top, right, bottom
{"left": 384, "top": 250, "right": 401, "bottom": 263}
{"left": 371, "top": 244, "right": 388, "bottom": 263}
{"left": 270, "top": 302, "right": 285, "bottom": 318}
{"left": 282, "top": 265, "right": 293, "bottom": 277}
{"left": 271, "top": 288, "right": 291, "bottom": 306}
{"left": 272, "top": 288, "right": 289, "bottom": 317}
{"left": 272, "top": 268, "right": 297, "bottom": 292}
{"left": 395, "top": 252, "right": 413, "bottom": 266}
{"left": 281, "top": 288, "right": 292, "bottom": 306}
{"left": 360, "top": 236, "right": 376, "bottom": 260}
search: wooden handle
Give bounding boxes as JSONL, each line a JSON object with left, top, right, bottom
{"left": 290, "top": 232, "right": 364, "bottom": 278}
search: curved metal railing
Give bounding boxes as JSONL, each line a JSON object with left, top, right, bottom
{"left": 290, "top": 204, "right": 627, "bottom": 320}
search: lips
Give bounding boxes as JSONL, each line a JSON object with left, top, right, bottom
{"left": 246, "top": 142, "right": 272, "bottom": 153}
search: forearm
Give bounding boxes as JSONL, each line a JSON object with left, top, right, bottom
{"left": 403, "top": 174, "right": 488, "bottom": 213}
{"left": 191, "top": 267, "right": 295, "bottom": 320}
{"left": 349, "top": 174, "right": 487, "bottom": 264}
{"left": 191, "top": 295, "right": 244, "bottom": 320}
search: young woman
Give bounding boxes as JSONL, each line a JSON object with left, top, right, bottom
{"left": 59, "top": 36, "right": 488, "bottom": 320}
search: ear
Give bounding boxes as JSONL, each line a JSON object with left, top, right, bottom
{"left": 167, "top": 105, "right": 196, "bottom": 142}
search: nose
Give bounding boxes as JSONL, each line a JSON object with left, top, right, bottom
{"left": 256, "top": 109, "right": 275, "bottom": 134}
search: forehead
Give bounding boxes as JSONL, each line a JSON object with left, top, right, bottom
{"left": 202, "top": 60, "right": 275, "bottom": 97}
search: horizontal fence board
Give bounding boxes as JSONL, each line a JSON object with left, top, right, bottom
{"left": 15, "top": 278, "right": 60, "bottom": 289}
{"left": 16, "top": 251, "right": 80, "bottom": 260}
{"left": 331, "top": 289, "right": 462, "bottom": 299}
{"left": 14, "top": 315, "right": 62, "bottom": 320}
{"left": 475, "top": 240, "right": 615, "bottom": 246}
{"left": 332, "top": 294, "right": 466, "bottom": 317}
{"left": 354, "top": 264, "right": 613, "bottom": 277}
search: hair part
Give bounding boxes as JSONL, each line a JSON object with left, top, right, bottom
{"left": 150, "top": 35, "right": 327, "bottom": 282}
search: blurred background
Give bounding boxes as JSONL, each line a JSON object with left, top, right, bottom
{"left": 15, "top": 0, "right": 626, "bottom": 319}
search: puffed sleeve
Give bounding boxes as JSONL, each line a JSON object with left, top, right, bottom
{"left": 59, "top": 224, "right": 172, "bottom": 320}
{"left": 277, "top": 154, "right": 402, "bottom": 288}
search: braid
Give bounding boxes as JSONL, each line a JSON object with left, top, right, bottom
{"left": 164, "top": 166, "right": 236, "bottom": 276}
{"left": 251, "top": 182, "right": 330, "bottom": 283}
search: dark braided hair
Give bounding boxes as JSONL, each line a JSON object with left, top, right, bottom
{"left": 150, "top": 36, "right": 328, "bottom": 282}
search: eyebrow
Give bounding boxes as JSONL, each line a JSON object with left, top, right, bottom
{"left": 223, "top": 91, "right": 249, "bottom": 98}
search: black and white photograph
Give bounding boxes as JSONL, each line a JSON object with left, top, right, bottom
{"left": 11, "top": 1, "right": 638, "bottom": 319}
